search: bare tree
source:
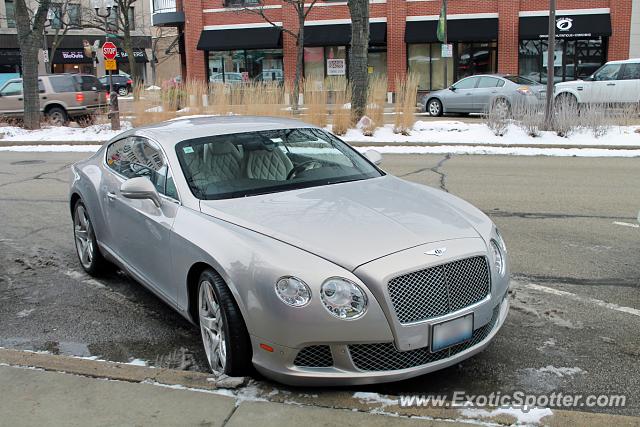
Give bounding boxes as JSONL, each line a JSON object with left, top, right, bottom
{"left": 241, "top": 0, "right": 319, "bottom": 111}
{"left": 15, "top": 0, "right": 52, "bottom": 129}
{"left": 347, "top": 0, "right": 369, "bottom": 121}
{"left": 48, "top": 0, "right": 83, "bottom": 73}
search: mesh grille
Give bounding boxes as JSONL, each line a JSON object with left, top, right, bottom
{"left": 293, "top": 345, "right": 333, "bottom": 368}
{"left": 388, "top": 256, "right": 490, "bottom": 324}
{"left": 349, "top": 305, "right": 500, "bottom": 372}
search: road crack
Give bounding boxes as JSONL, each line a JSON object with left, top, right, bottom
{"left": 431, "top": 154, "right": 452, "bottom": 192}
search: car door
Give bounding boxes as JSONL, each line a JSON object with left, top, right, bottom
{"left": 617, "top": 63, "right": 640, "bottom": 104}
{"left": 472, "top": 76, "right": 502, "bottom": 112}
{"left": 446, "top": 77, "right": 479, "bottom": 112}
{"left": 583, "top": 63, "right": 623, "bottom": 103}
{"left": 103, "top": 136, "right": 180, "bottom": 303}
{"left": 0, "top": 80, "right": 25, "bottom": 114}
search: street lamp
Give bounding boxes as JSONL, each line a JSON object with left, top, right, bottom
{"left": 91, "top": 0, "right": 120, "bottom": 130}
{"left": 42, "top": 8, "right": 56, "bottom": 73}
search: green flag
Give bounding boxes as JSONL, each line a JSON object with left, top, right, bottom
{"left": 436, "top": 0, "right": 447, "bottom": 43}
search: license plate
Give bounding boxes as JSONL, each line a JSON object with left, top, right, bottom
{"left": 431, "top": 314, "right": 473, "bottom": 352}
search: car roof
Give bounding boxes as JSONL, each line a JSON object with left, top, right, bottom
{"left": 606, "top": 58, "right": 640, "bottom": 65}
{"left": 131, "top": 115, "right": 317, "bottom": 147}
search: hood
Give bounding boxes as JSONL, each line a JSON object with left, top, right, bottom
{"left": 199, "top": 176, "right": 484, "bottom": 271}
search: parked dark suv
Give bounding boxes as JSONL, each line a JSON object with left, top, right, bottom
{"left": 0, "top": 74, "right": 106, "bottom": 125}
{"left": 99, "top": 74, "right": 133, "bottom": 96}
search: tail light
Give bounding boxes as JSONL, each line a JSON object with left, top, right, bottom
{"left": 516, "top": 86, "right": 533, "bottom": 96}
{"left": 127, "top": 79, "right": 133, "bottom": 85}
{"left": 75, "top": 92, "right": 85, "bottom": 102}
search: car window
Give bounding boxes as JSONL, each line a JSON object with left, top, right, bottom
{"left": 477, "top": 77, "right": 501, "bottom": 88}
{"left": 49, "top": 75, "right": 79, "bottom": 92}
{"left": 504, "top": 76, "right": 538, "bottom": 85}
{"left": 77, "top": 75, "right": 100, "bottom": 91}
{"left": 106, "top": 137, "right": 178, "bottom": 200}
{"left": 620, "top": 63, "right": 640, "bottom": 80}
{"left": 0, "top": 81, "right": 22, "bottom": 96}
{"left": 593, "top": 64, "right": 621, "bottom": 81}
{"left": 452, "top": 77, "right": 478, "bottom": 90}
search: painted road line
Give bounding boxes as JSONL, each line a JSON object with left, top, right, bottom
{"left": 613, "top": 221, "right": 640, "bottom": 228}
{"left": 528, "top": 283, "right": 640, "bottom": 317}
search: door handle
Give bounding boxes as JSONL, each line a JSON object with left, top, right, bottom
{"left": 41, "top": 96, "right": 47, "bottom": 100}
{"left": 607, "top": 83, "right": 616, "bottom": 86}
{"left": 107, "top": 192, "right": 117, "bottom": 201}
{"left": 466, "top": 93, "right": 472, "bottom": 96}
{"left": 18, "top": 97, "right": 23, "bottom": 101}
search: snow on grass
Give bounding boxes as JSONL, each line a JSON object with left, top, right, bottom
{"left": 0, "top": 145, "right": 102, "bottom": 152}
{"left": 354, "top": 145, "right": 640, "bottom": 157}
{"left": 0, "top": 123, "right": 130, "bottom": 142}
{"left": 461, "top": 407, "right": 553, "bottom": 425}
{"left": 341, "top": 121, "right": 640, "bottom": 147}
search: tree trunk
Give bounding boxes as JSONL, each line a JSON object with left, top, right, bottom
{"left": 15, "top": 0, "right": 51, "bottom": 130}
{"left": 292, "top": 14, "right": 304, "bottom": 112}
{"left": 348, "top": 0, "right": 369, "bottom": 122}
{"left": 122, "top": 24, "right": 139, "bottom": 99}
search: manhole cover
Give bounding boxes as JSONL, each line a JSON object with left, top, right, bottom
{"left": 10, "top": 160, "right": 45, "bottom": 165}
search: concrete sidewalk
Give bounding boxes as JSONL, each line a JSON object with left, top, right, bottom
{"left": 1, "top": 349, "right": 639, "bottom": 427}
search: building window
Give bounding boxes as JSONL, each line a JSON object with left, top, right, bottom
{"left": 223, "top": 0, "right": 260, "bottom": 7}
{"left": 408, "top": 43, "right": 454, "bottom": 91}
{"left": 5, "top": 0, "right": 15, "bottom": 28}
{"left": 50, "top": 3, "right": 63, "bottom": 29}
{"left": 107, "top": 9, "right": 118, "bottom": 32}
{"left": 519, "top": 38, "right": 605, "bottom": 84}
{"left": 304, "top": 46, "right": 348, "bottom": 86}
{"left": 457, "top": 42, "right": 497, "bottom": 79}
{"left": 208, "top": 49, "right": 283, "bottom": 83}
{"left": 68, "top": 3, "right": 81, "bottom": 27}
{"left": 367, "top": 49, "right": 387, "bottom": 79}
{"left": 128, "top": 6, "right": 135, "bottom": 30}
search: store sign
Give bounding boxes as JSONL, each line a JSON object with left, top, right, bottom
{"left": 556, "top": 17, "right": 573, "bottom": 32}
{"left": 61, "top": 51, "right": 84, "bottom": 60}
{"left": 441, "top": 43, "right": 453, "bottom": 58}
{"left": 105, "top": 58, "right": 117, "bottom": 71}
{"left": 326, "top": 58, "right": 346, "bottom": 76}
{"left": 42, "top": 50, "right": 49, "bottom": 63}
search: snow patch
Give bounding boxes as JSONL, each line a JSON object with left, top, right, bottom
{"left": 353, "top": 392, "right": 398, "bottom": 406}
{"left": 146, "top": 85, "right": 161, "bottom": 91}
{"left": 532, "top": 366, "right": 585, "bottom": 378}
{"left": 16, "top": 309, "right": 35, "bottom": 318}
{"left": 0, "top": 145, "right": 102, "bottom": 152}
{"left": 127, "top": 358, "right": 148, "bottom": 367}
{"left": 353, "top": 145, "right": 640, "bottom": 157}
{"left": 0, "top": 123, "right": 130, "bottom": 142}
{"left": 461, "top": 407, "right": 553, "bottom": 425}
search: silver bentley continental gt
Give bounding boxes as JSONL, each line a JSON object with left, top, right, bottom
{"left": 69, "top": 116, "right": 510, "bottom": 386}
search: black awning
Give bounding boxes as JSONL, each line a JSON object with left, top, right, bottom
{"left": 304, "top": 22, "right": 386, "bottom": 46}
{"left": 115, "top": 48, "right": 148, "bottom": 63}
{"left": 520, "top": 14, "right": 611, "bottom": 39}
{"left": 52, "top": 49, "right": 92, "bottom": 64}
{"left": 0, "top": 49, "right": 21, "bottom": 65}
{"left": 197, "top": 27, "right": 282, "bottom": 51}
{"left": 405, "top": 18, "right": 498, "bottom": 43}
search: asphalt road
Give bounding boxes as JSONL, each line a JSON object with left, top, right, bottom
{"left": 0, "top": 152, "right": 639, "bottom": 416}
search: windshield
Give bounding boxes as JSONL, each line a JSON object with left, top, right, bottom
{"left": 176, "top": 128, "right": 383, "bottom": 200}
{"left": 505, "top": 76, "right": 539, "bottom": 85}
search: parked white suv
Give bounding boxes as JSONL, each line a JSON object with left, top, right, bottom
{"left": 554, "top": 59, "right": 640, "bottom": 106}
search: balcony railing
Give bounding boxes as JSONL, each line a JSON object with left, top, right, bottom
{"left": 153, "top": 0, "right": 177, "bottom": 14}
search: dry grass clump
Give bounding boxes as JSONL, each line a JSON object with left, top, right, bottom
{"left": 330, "top": 78, "right": 352, "bottom": 135}
{"left": 304, "top": 79, "right": 328, "bottom": 128}
{"left": 393, "top": 73, "right": 419, "bottom": 135}
{"left": 512, "top": 102, "right": 544, "bottom": 137}
{"left": 362, "top": 76, "right": 387, "bottom": 136}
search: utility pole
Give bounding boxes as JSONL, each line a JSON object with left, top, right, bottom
{"left": 544, "top": 0, "right": 556, "bottom": 129}
{"left": 92, "top": 0, "right": 120, "bottom": 131}
{"left": 443, "top": 0, "right": 448, "bottom": 89}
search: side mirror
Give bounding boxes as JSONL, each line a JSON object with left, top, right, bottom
{"left": 363, "top": 149, "right": 382, "bottom": 166}
{"left": 449, "top": 86, "right": 456, "bottom": 91}
{"left": 583, "top": 75, "right": 594, "bottom": 81}
{"left": 120, "top": 177, "right": 162, "bottom": 207}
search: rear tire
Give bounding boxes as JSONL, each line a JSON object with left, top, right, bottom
{"left": 555, "top": 93, "right": 579, "bottom": 114}
{"left": 427, "top": 98, "right": 443, "bottom": 117}
{"left": 46, "top": 107, "right": 68, "bottom": 126}
{"left": 73, "top": 199, "right": 108, "bottom": 276}
{"left": 198, "top": 269, "right": 252, "bottom": 376}
{"left": 117, "top": 87, "right": 129, "bottom": 96}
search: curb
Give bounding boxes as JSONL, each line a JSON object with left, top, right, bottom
{"left": 1, "top": 348, "right": 638, "bottom": 426}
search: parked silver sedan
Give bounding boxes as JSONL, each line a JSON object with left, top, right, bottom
{"left": 423, "top": 74, "right": 545, "bottom": 117}
{"left": 69, "top": 116, "right": 510, "bottom": 385}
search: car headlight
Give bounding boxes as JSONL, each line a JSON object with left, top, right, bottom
{"left": 490, "top": 239, "right": 506, "bottom": 276}
{"left": 495, "top": 228, "right": 507, "bottom": 253}
{"left": 320, "top": 277, "right": 367, "bottom": 320}
{"left": 275, "top": 276, "right": 311, "bottom": 307}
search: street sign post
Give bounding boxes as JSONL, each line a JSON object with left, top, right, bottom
{"left": 102, "top": 40, "right": 120, "bottom": 130}
{"left": 102, "top": 41, "right": 117, "bottom": 60}
{"left": 104, "top": 59, "right": 117, "bottom": 71}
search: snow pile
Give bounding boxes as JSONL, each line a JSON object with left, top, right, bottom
{"left": 352, "top": 392, "right": 398, "bottom": 406}
{"left": 461, "top": 407, "right": 553, "bottom": 425}
{"left": 146, "top": 85, "right": 161, "bottom": 91}
{"left": 353, "top": 145, "right": 640, "bottom": 157}
{"left": 341, "top": 121, "right": 640, "bottom": 147}
{"left": 0, "top": 123, "right": 130, "bottom": 142}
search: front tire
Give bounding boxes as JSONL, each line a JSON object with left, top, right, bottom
{"left": 198, "top": 270, "right": 252, "bottom": 376}
{"left": 427, "top": 98, "right": 443, "bottom": 117}
{"left": 73, "top": 200, "right": 107, "bottom": 275}
{"left": 117, "top": 87, "right": 129, "bottom": 96}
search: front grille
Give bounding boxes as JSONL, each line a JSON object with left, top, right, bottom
{"left": 349, "top": 305, "right": 500, "bottom": 372}
{"left": 388, "top": 256, "right": 490, "bottom": 324}
{"left": 293, "top": 345, "right": 333, "bottom": 368}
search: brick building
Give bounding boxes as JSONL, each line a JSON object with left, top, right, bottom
{"left": 151, "top": 0, "right": 632, "bottom": 92}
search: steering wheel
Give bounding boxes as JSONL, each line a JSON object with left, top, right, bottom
{"left": 287, "top": 160, "right": 323, "bottom": 180}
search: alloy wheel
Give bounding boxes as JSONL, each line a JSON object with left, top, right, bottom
{"left": 199, "top": 280, "right": 227, "bottom": 373}
{"left": 494, "top": 99, "right": 510, "bottom": 118}
{"left": 428, "top": 100, "right": 441, "bottom": 116}
{"left": 73, "top": 205, "right": 94, "bottom": 270}
{"left": 118, "top": 87, "right": 128, "bottom": 96}
{"left": 48, "top": 111, "right": 65, "bottom": 126}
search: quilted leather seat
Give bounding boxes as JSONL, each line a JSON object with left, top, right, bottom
{"left": 205, "top": 141, "right": 243, "bottom": 181}
{"left": 245, "top": 145, "right": 293, "bottom": 181}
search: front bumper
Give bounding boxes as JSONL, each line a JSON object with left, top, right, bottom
{"left": 252, "top": 291, "right": 509, "bottom": 386}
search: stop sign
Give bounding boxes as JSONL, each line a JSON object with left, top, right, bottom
{"left": 102, "top": 42, "right": 117, "bottom": 60}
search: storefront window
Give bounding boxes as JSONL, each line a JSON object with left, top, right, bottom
{"left": 519, "top": 38, "right": 605, "bottom": 84}
{"left": 367, "top": 49, "right": 387, "bottom": 79}
{"left": 408, "top": 43, "right": 454, "bottom": 91}
{"left": 304, "top": 47, "right": 324, "bottom": 83}
{"left": 208, "top": 49, "right": 283, "bottom": 83}
{"left": 457, "top": 42, "right": 497, "bottom": 79}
